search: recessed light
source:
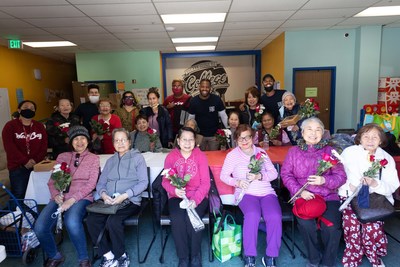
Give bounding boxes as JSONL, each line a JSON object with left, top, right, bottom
{"left": 161, "top": 13, "right": 226, "bottom": 24}
{"left": 172, "top": 37, "right": 218, "bottom": 43}
{"left": 23, "top": 41, "right": 77, "bottom": 48}
{"left": 355, "top": 6, "right": 400, "bottom": 17}
{"left": 165, "top": 26, "right": 176, "bottom": 31}
{"left": 176, "top": 45, "right": 216, "bottom": 52}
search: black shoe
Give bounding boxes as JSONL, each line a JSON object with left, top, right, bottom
{"left": 178, "top": 257, "right": 189, "bottom": 267}
{"left": 244, "top": 256, "right": 256, "bottom": 267}
{"left": 262, "top": 256, "right": 276, "bottom": 267}
{"left": 191, "top": 254, "right": 202, "bottom": 267}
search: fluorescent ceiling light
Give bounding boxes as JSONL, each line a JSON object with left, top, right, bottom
{"left": 176, "top": 45, "right": 216, "bottom": 52}
{"left": 23, "top": 41, "right": 77, "bottom": 48}
{"left": 355, "top": 6, "right": 400, "bottom": 17}
{"left": 161, "top": 13, "right": 226, "bottom": 24}
{"left": 172, "top": 37, "right": 219, "bottom": 43}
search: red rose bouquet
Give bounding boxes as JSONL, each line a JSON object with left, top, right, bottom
{"left": 298, "top": 98, "right": 320, "bottom": 119}
{"left": 147, "top": 128, "right": 158, "bottom": 143}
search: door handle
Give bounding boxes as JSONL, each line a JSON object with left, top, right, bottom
{"left": 325, "top": 108, "right": 329, "bottom": 111}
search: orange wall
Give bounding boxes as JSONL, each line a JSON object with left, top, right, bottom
{"left": 0, "top": 46, "right": 76, "bottom": 120}
{"left": 261, "top": 33, "right": 285, "bottom": 89}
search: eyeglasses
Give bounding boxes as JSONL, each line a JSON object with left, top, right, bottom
{"left": 74, "top": 153, "right": 80, "bottom": 167}
{"left": 124, "top": 96, "right": 134, "bottom": 99}
{"left": 114, "top": 139, "right": 128, "bottom": 144}
{"left": 180, "top": 138, "right": 195, "bottom": 143}
{"left": 237, "top": 135, "right": 252, "bottom": 142}
{"left": 172, "top": 85, "right": 182, "bottom": 88}
{"left": 99, "top": 104, "right": 111, "bottom": 108}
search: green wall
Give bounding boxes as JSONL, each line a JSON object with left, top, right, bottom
{"left": 75, "top": 51, "right": 162, "bottom": 91}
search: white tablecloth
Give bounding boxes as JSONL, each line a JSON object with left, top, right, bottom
{"left": 25, "top": 152, "right": 168, "bottom": 205}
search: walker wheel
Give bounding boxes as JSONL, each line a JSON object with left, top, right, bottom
{"left": 22, "top": 247, "right": 37, "bottom": 265}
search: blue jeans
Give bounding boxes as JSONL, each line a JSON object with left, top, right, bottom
{"left": 34, "top": 199, "right": 91, "bottom": 261}
{"left": 9, "top": 167, "right": 32, "bottom": 211}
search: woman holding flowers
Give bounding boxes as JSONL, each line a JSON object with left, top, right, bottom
{"left": 35, "top": 126, "right": 99, "bottom": 267}
{"left": 46, "top": 98, "right": 80, "bottom": 159}
{"left": 281, "top": 117, "right": 346, "bottom": 267}
{"left": 162, "top": 127, "right": 210, "bottom": 267}
{"left": 257, "top": 111, "right": 290, "bottom": 147}
{"left": 86, "top": 128, "right": 148, "bottom": 267}
{"left": 140, "top": 87, "right": 173, "bottom": 148}
{"left": 91, "top": 99, "right": 122, "bottom": 154}
{"left": 220, "top": 124, "right": 281, "bottom": 267}
{"left": 338, "top": 123, "right": 399, "bottom": 267}
{"left": 130, "top": 114, "right": 162, "bottom": 152}
{"left": 240, "top": 86, "right": 265, "bottom": 129}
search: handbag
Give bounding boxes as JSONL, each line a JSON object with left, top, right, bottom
{"left": 212, "top": 213, "right": 242, "bottom": 263}
{"left": 86, "top": 199, "right": 131, "bottom": 215}
{"left": 350, "top": 168, "right": 395, "bottom": 223}
{"left": 351, "top": 192, "right": 395, "bottom": 223}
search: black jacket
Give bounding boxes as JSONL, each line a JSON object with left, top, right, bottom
{"left": 140, "top": 106, "right": 173, "bottom": 148}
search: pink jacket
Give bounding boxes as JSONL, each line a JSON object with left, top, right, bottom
{"left": 162, "top": 147, "right": 210, "bottom": 205}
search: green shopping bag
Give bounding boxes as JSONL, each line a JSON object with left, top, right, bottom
{"left": 212, "top": 213, "right": 242, "bottom": 262}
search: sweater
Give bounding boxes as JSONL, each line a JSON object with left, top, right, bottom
{"left": 130, "top": 130, "right": 163, "bottom": 152}
{"left": 96, "top": 149, "right": 148, "bottom": 206}
{"left": 338, "top": 145, "right": 400, "bottom": 204}
{"left": 162, "top": 147, "right": 210, "bottom": 205}
{"left": 113, "top": 107, "right": 139, "bottom": 132}
{"left": 2, "top": 119, "right": 48, "bottom": 171}
{"left": 220, "top": 145, "right": 278, "bottom": 200}
{"left": 281, "top": 144, "right": 346, "bottom": 201}
{"left": 48, "top": 150, "right": 99, "bottom": 202}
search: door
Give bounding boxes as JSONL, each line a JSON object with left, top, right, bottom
{"left": 293, "top": 68, "right": 335, "bottom": 132}
{"left": 0, "top": 88, "right": 11, "bottom": 132}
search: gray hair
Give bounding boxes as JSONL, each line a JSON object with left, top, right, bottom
{"left": 184, "top": 118, "right": 200, "bottom": 133}
{"left": 112, "top": 128, "right": 131, "bottom": 141}
{"left": 300, "top": 117, "right": 324, "bottom": 132}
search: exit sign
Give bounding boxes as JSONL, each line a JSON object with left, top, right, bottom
{"left": 8, "top": 39, "right": 23, "bottom": 49}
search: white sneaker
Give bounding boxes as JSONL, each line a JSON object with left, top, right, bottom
{"left": 117, "top": 254, "right": 130, "bottom": 267}
{"left": 377, "top": 258, "right": 385, "bottom": 267}
{"left": 99, "top": 257, "right": 118, "bottom": 267}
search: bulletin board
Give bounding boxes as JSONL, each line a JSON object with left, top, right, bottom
{"left": 132, "top": 88, "right": 149, "bottom": 106}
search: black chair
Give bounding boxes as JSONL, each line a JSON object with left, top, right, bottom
{"left": 91, "top": 167, "right": 156, "bottom": 264}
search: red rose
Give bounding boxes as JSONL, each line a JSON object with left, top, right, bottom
{"left": 322, "top": 153, "right": 331, "bottom": 161}
{"left": 330, "top": 159, "right": 339, "bottom": 165}
{"left": 61, "top": 127, "right": 69, "bottom": 133}
{"left": 380, "top": 159, "right": 388, "bottom": 167}
{"left": 314, "top": 103, "right": 320, "bottom": 111}
{"left": 54, "top": 122, "right": 60, "bottom": 127}
{"left": 168, "top": 169, "right": 176, "bottom": 176}
{"left": 255, "top": 152, "right": 262, "bottom": 160}
{"left": 309, "top": 98, "right": 314, "bottom": 103}
{"left": 64, "top": 167, "right": 71, "bottom": 174}
{"left": 147, "top": 128, "right": 154, "bottom": 134}
{"left": 255, "top": 105, "right": 260, "bottom": 113}
{"left": 60, "top": 162, "right": 68, "bottom": 171}
{"left": 370, "top": 155, "right": 375, "bottom": 162}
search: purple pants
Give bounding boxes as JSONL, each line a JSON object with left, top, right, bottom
{"left": 239, "top": 194, "right": 282, "bottom": 257}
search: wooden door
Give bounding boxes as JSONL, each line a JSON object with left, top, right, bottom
{"left": 293, "top": 68, "right": 335, "bottom": 131}
{"left": 72, "top": 81, "right": 88, "bottom": 107}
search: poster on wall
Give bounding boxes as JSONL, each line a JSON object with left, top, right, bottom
{"left": 132, "top": 88, "right": 149, "bottom": 106}
{"left": 165, "top": 55, "right": 256, "bottom": 102}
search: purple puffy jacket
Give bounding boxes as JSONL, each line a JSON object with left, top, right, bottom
{"left": 281, "top": 145, "right": 346, "bottom": 201}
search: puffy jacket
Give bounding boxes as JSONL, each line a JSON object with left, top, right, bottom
{"left": 281, "top": 144, "right": 346, "bottom": 201}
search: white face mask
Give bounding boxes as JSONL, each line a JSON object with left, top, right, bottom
{"left": 89, "top": 95, "right": 100, "bottom": 104}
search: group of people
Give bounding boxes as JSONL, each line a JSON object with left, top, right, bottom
{"left": 1, "top": 74, "right": 399, "bottom": 267}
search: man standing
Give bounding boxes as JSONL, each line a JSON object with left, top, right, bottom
{"left": 188, "top": 79, "right": 228, "bottom": 151}
{"left": 74, "top": 84, "right": 100, "bottom": 132}
{"left": 260, "top": 74, "right": 286, "bottom": 122}
{"left": 163, "top": 79, "right": 191, "bottom": 136}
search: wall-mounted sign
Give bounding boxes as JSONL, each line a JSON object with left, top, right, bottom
{"left": 305, "top": 87, "right": 318, "bottom": 97}
{"left": 8, "top": 39, "right": 22, "bottom": 49}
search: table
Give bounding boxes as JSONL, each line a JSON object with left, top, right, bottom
{"left": 205, "top": 146, "right": 291, "bottom": 205}
{"left": 25, "top": 147, "right": 290, "bottom": 205}
{"left": 25, "top": 153, "right": 168, "bottom": 205}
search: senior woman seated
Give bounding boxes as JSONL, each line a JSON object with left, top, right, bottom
{"left": 130, "top": 114, "right": 162, "bottom": 152}
{"left": 86, "top": 128, "right": 148, "bottom": 267}
{"left": 281, "top": 117, "right": 346, "bottom": 267}
{"left": 35, "top": 126, "right": 99, "bottom": 267}
{"left": 338, "top": 123, "right": 400, "bottom": 267}
{"left": 220, "top": 124, "right": 281, "bottom": 267}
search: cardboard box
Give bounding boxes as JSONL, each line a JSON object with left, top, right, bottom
{"left": 33, "top": 160, "right": 56, "bottom": 172}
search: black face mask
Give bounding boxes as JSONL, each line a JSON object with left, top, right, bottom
{"left": 20, "top": 109, "right": 35, "bottom": 119}
{"left": 264, "top": 84, "right": 274, "bottom": 92}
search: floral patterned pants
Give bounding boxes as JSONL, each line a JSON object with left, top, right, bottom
{"left": 341, "top": 204, "right": 387, "bottom": 267}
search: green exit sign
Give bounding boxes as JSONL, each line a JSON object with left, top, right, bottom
{"left": 8, "top": 39, "right": 23, "bottom": 49}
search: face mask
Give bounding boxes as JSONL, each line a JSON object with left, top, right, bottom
{"left": 20, "top": 109, "right": 35, "bottom": 119}
{"left": 264, "top": 84, "right": 274, "bottom": 92}
{"left": 172, "top": 87, "right": 183, "bottom": 96}
{"left": 89, "top": 95, "right": 100, "bottom": 104}
{"left": 123, "top": 98, "right": 134, "bottom": 106}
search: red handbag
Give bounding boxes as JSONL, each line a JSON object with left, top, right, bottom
{"left": 292, "top": 194, "right": 333, "bottom": 228}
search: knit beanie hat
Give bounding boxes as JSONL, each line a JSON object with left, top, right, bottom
{"left": 68, "top": 125, "right": 90, "bottom": 144}
{"left": 282, "top": 91, "right": 296, "bottom": 103}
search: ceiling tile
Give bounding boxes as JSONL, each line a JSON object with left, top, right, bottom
{"left": 291, "top": 8, "right": 364, "bottom": 20}
{"left": 75, "top": 3, "right": 155, "bottom": 16}
{"left": 0, "top": 5, "right": 84, "bottom": 18}
{"left": 224, "top": 21, "right": 282, "bottom": 30}
{"left": 226, "top": 11, "right": 294, "bottom": 22}
{"left": 230, "top": 0, "right": 308, "bottom": 12}
{"left": 303, "top": 0, "right": 378, "bottom": 9}
{"left": 104, "top": 24, "right": 165, "bottom": 33}
{"left": 92, "top": 15, "right": 162, "bottom": 26}
{"left": 44, "top": 26, "right": 109, "bottom": 35}
{"left": 154, "top": 0, "right": 230, "bottom": 14}
{"left": 26, "top": 17, "right": 98, "bottom": 28}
